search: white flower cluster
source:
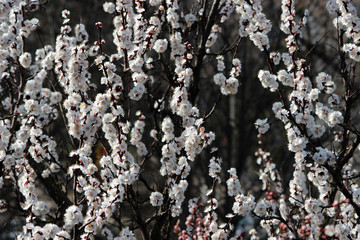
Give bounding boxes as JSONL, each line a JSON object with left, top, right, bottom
{"left": 206, "top": 24, "right": 221, "bottom": 48}
{"left": 329, "top": 0, "right": 360, "bottom": 61}
{"left": 0, "top": 0, "right": 39, "bottom": 81}
{"left": 255, "top": 118, "right": 270, "bottom": 134}
{"left": 263, "top": 53, "right": 343, "bottom": 165}
{"left": 169, "top": 180, "right": 188, "bottom": 217}
{"left": 116, "top": 227, "right": 136, "bottom": 240}
{"left": 216, "top": 55, "right": 225, "bottom": 72}
{"left": 208, "top": 157, "right": 222, "bottom": 182}
{"left": 289, "top": 166, "right": 308, "bottom": 205}
{"left": 230, "top": 58, "right": 242, "bottom": 77}
{"left": 27, "top": 8, "right": 136, "bottom": 238}
{"left": 270, "top": 52, "right": 281, "bottom": 65}
{"left": 64, "top": 205, "right": 83, "bottom": 228}
{"left": 258, "top": 70, "right": 278, "bottom": 92}
{"left": 110, "top": 1, "right": 160, "bottom": 102}
{"left": 280, "top": 0, "right": 308, "bottom": 36}
{"left": 166, "top": 0, "right": 180, "bottom": 29}
{"left": 0, "top": 120, "right": 11, "bottom": 162}
{"left": 249, "top": 1, "right": 358, "bottom": 237}
{"left": 131, "top": 118, "right": 148, "bottom": 156}
{"left": 313, "top": 147, "right": 336, "bottom": 166}
{"left": 18, "top": 162, "right": 38, "bottom": 210}
{"left": 103, "top": 2, "right": 115, "bottom": 14}
{"left": 277, "top": 69, "right": 294, "bottom": 87}
{"left": 153, "top": 39, "right": 168, "bottom": 53}
{"left": 184, "top": 13, "right": 196, "bottom": 27}
{"left": 232, "top": 193, "right": 255, "bottom": 216}
{"left": 285, "top": 35, "right": 297, "bottom": 54}
{"left": 316, "top": 72, "right": 335, "bottom": 94}
{"left": 149, "top": 15, "right": 218, "bottom": 217}
{"left": 213, "top": 56, "right": 240, "bottom": 95}
{"left": 235, "top": 0, "right": 272, "bottom": 51}
{"left": 226, "top": 168, "right": 242, "bottom": 197}
{"left": 3, "top": 0, "right": 360, "bottom": 239}
{"left": 170, "top": 31, "right": 186, "bottom": 58}
{"left": 159, "top": 115, "right": 215, "bottom": 216}
{"left": 315, "top": 102, "right": 343, "bottom": 128}
{"left": 177, "top": 67, "right": 193, "bottom": 88}
{"left": 19, "top": 52, "right": 32, "bottom": 68}
{"left": 0, "top": 5, "right": 67, "bottom": 235}
{"left": 254, "top": 199, "right": 275, "bottom": 217}
{"left": 149, "top": 191, "right": 164, "bottom": 207}
{"left": 161, "top": 116, "right": 175, "bottom": 142}
{"left": 219, "top": 1, "right": 235, "bottom": 23}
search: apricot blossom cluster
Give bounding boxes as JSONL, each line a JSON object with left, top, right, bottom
{"left": 1, "top": 0, "right": 360, "bottom": 239}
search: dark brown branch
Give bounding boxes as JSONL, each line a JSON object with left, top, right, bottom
{"left": 190, "top": 0, "right": 221, "bottom": 104}
{"left": 127, "top": 186, "right": 150, "bottom": 240}
{"left": 203, "top": 93, "right": 221, "bottom": 121}
{"left": 326, "top": 165, "right": 360, "bottom": 217}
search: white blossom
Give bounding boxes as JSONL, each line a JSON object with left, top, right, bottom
{"left": 153, "top": 39, "right": 168, "bottom": 53}
{"left": 255, "top": 118, "right": 270, "bottom": 134}
{"left": 258, "top": 70, "right": 278, "bottom": 92}
{"left": 19, "top": 52, "right": 32, "bottom": 68}
{"left": 64, "top": 205, "right": 83, "bottom": 227}
{"left": 150, "top": 191, "right": 164, "bottom": 207}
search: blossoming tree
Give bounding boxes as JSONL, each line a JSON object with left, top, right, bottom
{"left": 1, "top": 0, "right": 360, "bottom": 239}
